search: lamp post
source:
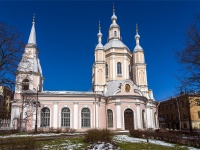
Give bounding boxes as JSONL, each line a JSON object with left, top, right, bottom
{"left": 34, "top": 86, "right": 40, "bottom": 134}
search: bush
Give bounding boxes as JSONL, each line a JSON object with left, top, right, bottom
{"left": 0, "top": 137, "right": 40, "bottom": 149}
{"left": 129, "top": 129, "right": 200, "bottom": 148}
{"left": 84, "top": 129, "right": 112, "bottom": 143}
{"left": 55, "top": 128, "right": 62, "bottom": 134}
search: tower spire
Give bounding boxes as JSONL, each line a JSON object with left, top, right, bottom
{"left": 95, "top": 21, "right": 103, "bottom": 50}
{"left": 97, "top": 21, "right": 102, "bottom": 44}
{"left": 113, "top": 3, "right": 115, "bottom": 15}
{"left": 28, "top": 14, "right": 37, "bottom": 46}
{"left": 111, "top": 3, "right": 117, "bottom": 23}
{"left": 135, "top": 23, "right": 140, "bottom": 45}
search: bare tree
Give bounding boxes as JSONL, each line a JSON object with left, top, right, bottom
{"left": 0, "top": 22, "right": 24, "bottom": 89}
{"left": 177, "top": 15, "right": 200, "bottom": 91}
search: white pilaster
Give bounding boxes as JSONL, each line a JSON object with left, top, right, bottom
{"left": 116, "top": 99, "right": 121, "bottom": 129}
{"left": 96, "top": 102, "right": 98, "bottom": 128}
{"left": 112, "top": 55, "right": 115, "bottom": 79}
{"left": 32, "top": 107, "right": 36, "bottom": 129}
{"left": 53, "top": 102, "right": 58, "bottom": 128}
{"left": 124, "top": 56, "right": 127, "bottom": 79}
{"left": 150, "top": 107, "right": 153, "bottom": 128}
{"left": 146, "top": 106, "right": 151, "bottom": 128}
{"left": 136, "top": 103, "right": 141, "bottom": 129}
{"left": 73, "top": 102, "right": 78, "bottom": 129}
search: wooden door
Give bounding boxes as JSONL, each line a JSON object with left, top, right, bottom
{"left": 124, "top": 109, "right": 134, "bottom": 130}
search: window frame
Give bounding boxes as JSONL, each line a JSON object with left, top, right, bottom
{"left": 22, "top": 79, "right": 29, "bottom": 90}
{"left": 61, "top": 107, "right": 70, "bottom": 127}
{"left": 81, "top": 108, "right": 91, "bottom": 128}
{"left": 105, "top": 63, "right": 108, "bottom": 77}
{"left": 142, "top": 110, "right": 146, "bottom": 129}
{"left": 40, "top": 107, "right": 50, "bottom": 127}
{"left": 107, "top": 109, "right": 113, "bottom": 128}
{"left": 117, "top": 62, "right": 122, "bottom": 76}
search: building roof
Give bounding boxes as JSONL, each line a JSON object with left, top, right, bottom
{"left": 104, "top": 39, "right": 129, "bottom": 50}
{"left": 17, "top": 57, "right": 42, "bottom": 74}
{"left": 104, "top": 80, "right": 139, "bottom": 96}
{"left": 41, "top": 91, "right": 94, "bottom": 95}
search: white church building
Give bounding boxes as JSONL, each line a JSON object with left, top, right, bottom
{"left": 11, "top": 8, "right": 158, "bottom": 131}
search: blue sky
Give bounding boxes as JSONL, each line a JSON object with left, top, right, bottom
{"left": 1, "top": 1, "right": 200, "bottom": 100}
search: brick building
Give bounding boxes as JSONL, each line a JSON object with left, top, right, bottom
{"left": 158, "top": 93, "right": 200, "bottom": 130}
{"left": 0, "top": 86, "right": 13, "bottom": 119}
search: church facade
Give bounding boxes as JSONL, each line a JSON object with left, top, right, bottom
{"left": 11, "top": 9, "right": 158, "bottom": 131}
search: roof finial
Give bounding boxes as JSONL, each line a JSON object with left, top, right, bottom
{"left": 113, "top": 3, "right": 115, "bottom": 15}
{"left": 32, "top": 13, "right": 35, "bottom": 24}
{"left": 99, "top": 21, "right": 101, "bottom": 32}
{"left": 28, "top": 14, "right": 37, "bottom": 45}
{"left": 135, "top": 23, "right": 140, "bottom": 45}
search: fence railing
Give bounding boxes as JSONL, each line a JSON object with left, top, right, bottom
{"left": 0, "top": 119, "right": 10, "bottom": 130}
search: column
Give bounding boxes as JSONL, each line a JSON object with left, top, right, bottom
{"left": 146, "top": 105, "right": 151, "bottom": 128}
{"left": 95, "top": 102, "right": 99, "bottom": 128}
{"left": 124, "top": 56, "right": 126, "bottom": 79}
{"left": 32, "top": 106, "right": 36, "bottom": 129}
{"left": 116, "top": 101, "right": 121, "bottom": 129}
{"left": 135, "top": 103, "right": 141, "bottom": 129}
{"left": 73, "top": 102, "right": 78, "bottom": 129}
{"left": 53, "top": 102, "right": 58, "bottom": 128}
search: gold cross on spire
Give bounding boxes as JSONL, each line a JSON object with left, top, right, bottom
{"left": 136, "top": 23, "right": 138, "bottom": 34}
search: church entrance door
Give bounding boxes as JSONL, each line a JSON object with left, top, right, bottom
{"left": 124, "top": 109, "right": 134, "bottom": 130}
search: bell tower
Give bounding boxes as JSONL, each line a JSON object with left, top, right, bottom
{"left": 132, "top": 24, "right": 149, "bottom": 97}
{"left": 92, "top": 22, "right": 106, "bottom": 93}
{"left": 108, "top": 5, "right": 121, "bottom": 41}
{"left": 15, "top": 15, "right": 43, "bottom": 93}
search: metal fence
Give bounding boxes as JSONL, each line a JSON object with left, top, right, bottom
{"left": 0, "top": 119, "right": 10, "bottom": 130}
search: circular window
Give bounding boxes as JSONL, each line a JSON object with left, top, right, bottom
{"left": 125, "top": 84, "right": 130, "bottom": 92}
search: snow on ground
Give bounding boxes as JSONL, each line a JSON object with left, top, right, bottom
{"left": 0, "top": 133, "right": 83, "bottom": 138}
{"left": 41, "top": 139, "right": 83, "bottom": 150}
{"left": 113, "top": 135, "right": 199, "bottom": 150}
{"left": 113, "top": 135, "right": 174, "bottom": 147}
{"left": 0, "top": 133, "right": 199, "bottom": 150}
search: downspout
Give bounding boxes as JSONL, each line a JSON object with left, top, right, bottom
{"left": 176, "top": 97, "right": 181, "bottom": 130}
{"left": 105, "top": 97, "right": 108, "bottom": 130}
{"left": 94, "top": 94, "right": 96, "bottom": 129}
{"left": 156, "top": 102, "right": 160, "bottom": 129}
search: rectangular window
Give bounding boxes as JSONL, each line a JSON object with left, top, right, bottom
{"left": 174, "top": 103, "right": 177, "bottom": 108}
{"left": 196, "top": 100, "right": 200, "bottom": 106}
{"left": 183, "top": 113, "right": 186, "bottom": 119}
{"left": 182, "top": 100, "right": 184, "bottom": 107}
{"left": 198, "top": 111, "right": 200, "bottom": 118}
{"left": 183, "top": 123, "right": 187, "bottom": 128}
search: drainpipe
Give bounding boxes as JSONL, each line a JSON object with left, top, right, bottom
{"left": 176, "top": 97, "right": 181, "bottom": 130}
{"left": 156, "top": 102, "right": 160, "bottom": 129}
{"left": 94, "top": 94, "right": 96, "bottom": 129}
{"left": 105, "top": 97, "right": 108, "bottom": 130}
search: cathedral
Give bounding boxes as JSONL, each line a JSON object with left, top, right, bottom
{"left": 11, "top": 8, "right": 158, "bottom": 131}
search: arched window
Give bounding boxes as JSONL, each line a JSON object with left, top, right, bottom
{"left": 107, "top": 109, "right": 113, "bottom": 128}
{"left": 105, "top": 63, "right": 108, "bottom": 77}
{"left": 154, "top": 112, "right": 157, "bottom": 128}
{"left": 114, "top": 31, "right": 117, "bottom": 37}
{"left": 81, "top": 108, "right": 90, "bottom": 128}
{"left": 142, "top": 110, "right": 146, "bottom": 129}
{"left": 41, "top": 107, "right": 50, "bottom": 127}
{"left": 22, "top": 79, "right": 29, "bottom": 90}
{"left": 61, "top": 108, "right": 70, "bottom": 127}
{"left": 117, "top": 62, "right": 122, "bottom": 76}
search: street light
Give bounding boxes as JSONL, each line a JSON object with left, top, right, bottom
{"left": 33, "top": 86, "right": 40, "bottom": 134}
